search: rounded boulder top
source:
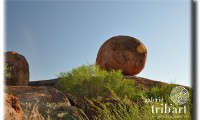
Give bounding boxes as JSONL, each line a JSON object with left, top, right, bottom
{"left": 96, "top": 35, "right": 147, "bottom": 76}
{"left": 4, "top": 51, "right": 29, "bottom": 86}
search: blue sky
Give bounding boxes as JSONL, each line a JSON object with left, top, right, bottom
{"left": 6, "top": 0, "right": 191, "bottom": 86}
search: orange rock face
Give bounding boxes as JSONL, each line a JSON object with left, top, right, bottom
{"left": 5, "top": 51, "right": 29, "bottom": 86}
{"left": 4, "top": 93, "right": 22, "bottom": 120}
{"left": 96, "top": 36, "right": 147, "bottom": 76}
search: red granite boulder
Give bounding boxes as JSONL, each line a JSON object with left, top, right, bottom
{"left": 96, "top": 36, "right": 147, "bottom": 76}
{"left": 5, "top": 51, "right": 29, "bottom": 86}
{"left": 4, "top": 93, "right": 22, "bottom": 120}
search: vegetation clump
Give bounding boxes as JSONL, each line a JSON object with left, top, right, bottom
{"left": 57, "top": 65, "right": 137, "bottom": 100}
{"left": 56, "top": 64, "right": 192, "bottom": 120}
{"left": 4, "top": 63, "right": 13, "bottom": 79}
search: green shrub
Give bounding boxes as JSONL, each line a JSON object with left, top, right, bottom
{"left": 56, "top": 64, "right": 192, "bottom": 120}
{"left": 57, "top": 64, "right": 136, "bottom": 100}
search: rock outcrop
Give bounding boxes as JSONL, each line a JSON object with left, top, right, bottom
{"left": 6, "top": 86, "right": 85, "bottom": 119}
{"left": 5, "top": 51, "right": 29, "bottom": 86}
{"left": 29, "top": 78, "right": 59, "bottom": 86}
{"left": 28, "top": 76, "right": 168, "bottom": 89}
{"left": 7, "top": 86, "right": 71, "bottom": 105}
{"left": 4, "top": 93, "right": 22, "bottom": 120}
{"left": 96, "top": 36, "right": 147, "bottom": 76}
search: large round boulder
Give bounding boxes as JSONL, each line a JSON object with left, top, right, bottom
{"left": 5, "top": 51, "right": 29, "bottom": 86}
{"left": 96, "top": 36, "right": 147, "bottom": 76}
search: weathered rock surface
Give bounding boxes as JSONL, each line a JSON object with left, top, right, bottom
{"left": 5, "top": 51, "right": 29, "bottom": 86}
{"left": 7, "top": 86, "right": 71, "bottom": 105}
{"left": 4, "top": 93, "right": 22, "bottom": 120}
{"left": 96, "top": 36, "right": 147, "bottom": 76}
{"left": 125, "top": 76, "right": 165, "bottom": 89}
{"left": 125, "top": 76, "right": 191, "bottom": 90}
{"left": 29, "top": 78, "right": 59, "bottom": 86}
{"left": 6, "top": 86, "right": 87, "bottom": 119}
{"left": 28, "top": 76, "right": 191, "bottom": 90}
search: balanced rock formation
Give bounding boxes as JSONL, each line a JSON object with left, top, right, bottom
{"left": 96, "top": 36, "right": 147, "bottom": 76}
{"left": 5, "top": 51, "right": 29, "bottom": 86}
{"left": 4, "top": 93, "right": 22, "bottom": 120}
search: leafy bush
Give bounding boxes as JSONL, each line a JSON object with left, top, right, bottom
{"left": 57, "top": 65, "right": 137, "bottom": 100}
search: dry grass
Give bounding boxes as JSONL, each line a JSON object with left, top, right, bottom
{"left": 20, "top": 100, "right": 88, "bottom": 120}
